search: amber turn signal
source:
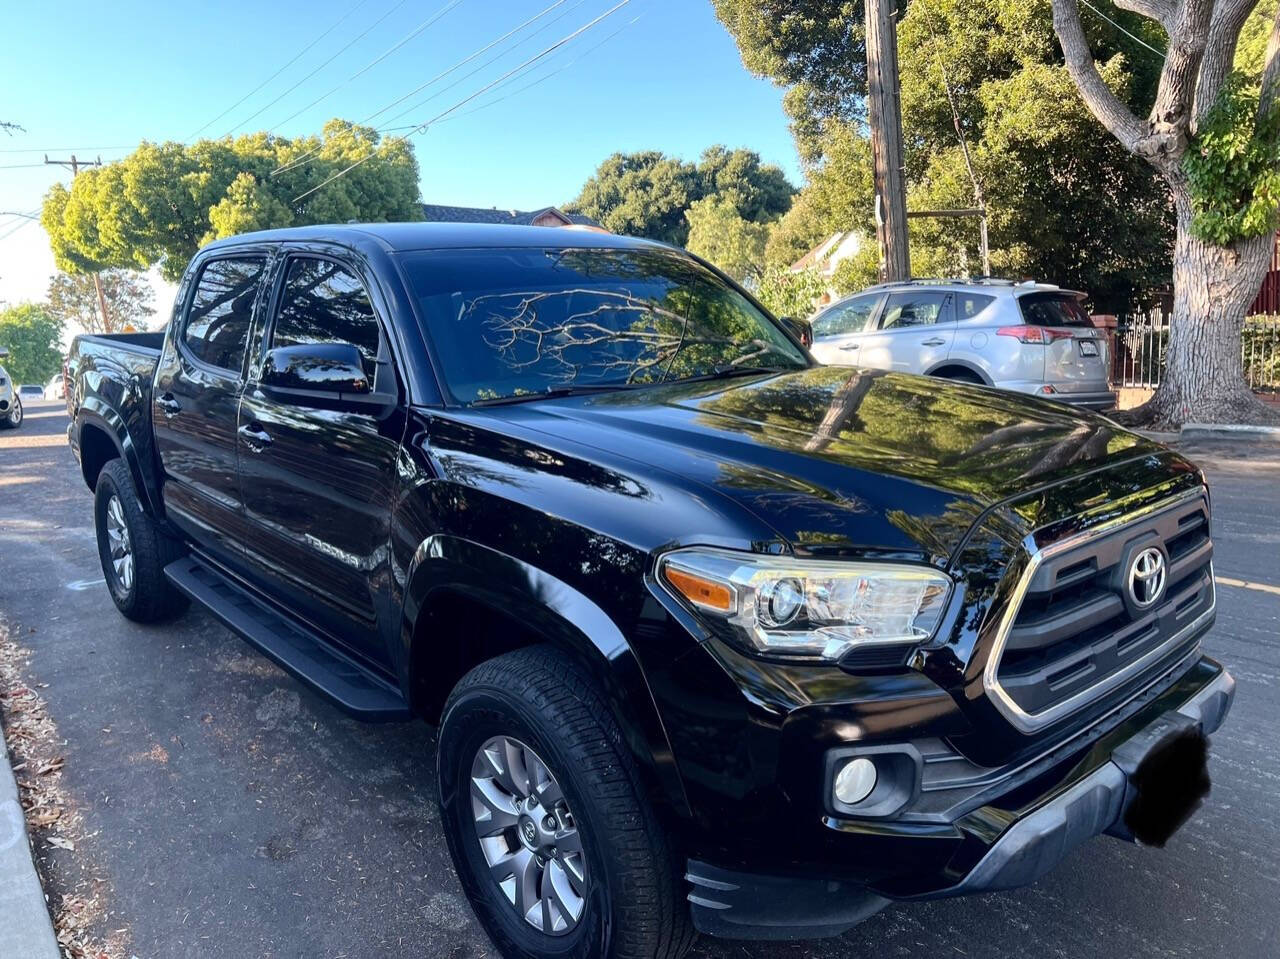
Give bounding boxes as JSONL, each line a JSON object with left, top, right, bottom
{"left": 664, "top": 566, "right": 734, "bottom": 613}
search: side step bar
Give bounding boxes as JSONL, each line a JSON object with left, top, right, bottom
{"left": 164, "top": 556, "right": 411, "bottom": 721}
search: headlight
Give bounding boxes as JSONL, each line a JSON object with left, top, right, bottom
{"left": 658, "top": 547, "right": 952, "bottom": 661}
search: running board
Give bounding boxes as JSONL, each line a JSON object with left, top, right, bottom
{"left": 164, "top": 556, "right": 411, "bottom": 721}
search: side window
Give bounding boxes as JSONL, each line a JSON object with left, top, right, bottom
{"left": 879, "top": 292, "right": 949, "bottom": 331}
{"left": 813, "top": 295, "right": 878, "bottom": 338}
{"left": 184, "top": 257, "right": 267, "bottom": 371}
{"left": 271, "top": 258, "right": 381, "bottom": 380}
{"left": 955, "top": 293, "right": 995, "bottom": 320}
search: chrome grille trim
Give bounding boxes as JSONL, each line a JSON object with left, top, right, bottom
{"left": 983, "top": 486, "right": 1214, "bottom": 733}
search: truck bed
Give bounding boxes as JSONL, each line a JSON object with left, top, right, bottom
{"left": 75, "top": 330, "right": 165, "bottom": 355}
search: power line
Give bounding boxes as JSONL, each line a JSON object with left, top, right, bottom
{"left": 187, "top": 0, "right": 374, "bottom": 139}
{"left": 1078, "top": 0, "right": 1167, "bottom": 58}
{"left": 222, "top": 0, "right": 412, "bottom": 137}
{"left": 445, "top": 13, "right": 644, "bottom": 123}
{"left": 271, "top": 0, "right": 575, "bottom": 177}
{"left": 268, "top": 0, "right": 467, "bottom": 132}
{"left": 0, "top": 145, "right": 132, "bottom": 154}
{"left": 292, "top": 0, "right": 635, "bottom": 205}
{"left": 0, "top": 162, "right": 52, "bottom": 169}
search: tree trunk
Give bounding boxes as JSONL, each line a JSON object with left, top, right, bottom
{"left": 1136, "top": 183, "right": 1280, "bottom": 428}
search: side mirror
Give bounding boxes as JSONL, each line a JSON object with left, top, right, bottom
{"left": 779, "top": 315, "right": 813, "bottom": 348}
{"left": 261, "top": 343, "right": 370, "bottom": 395}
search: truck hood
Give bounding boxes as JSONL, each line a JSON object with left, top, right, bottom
{"left": 503, "top": 366, "right": 1165, "bottom": 562}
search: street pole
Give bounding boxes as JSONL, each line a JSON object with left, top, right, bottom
{"left": 44, "top": 154, "right": 112, "bottom": 332}
{"left": 865, "top": 0, "right": 910, "bottom": 282}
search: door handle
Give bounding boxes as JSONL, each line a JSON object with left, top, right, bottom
{"left": 839, "top": 343, "right": 861, "bottom": 351}
{"left": 156, "top": 393, "right": 182, "bottom": 417}
{"left": 921, "top": 337, "right": 947, "bottom": 347}
{"left": 237, "top": 422, "right": 273, "bottom": 452}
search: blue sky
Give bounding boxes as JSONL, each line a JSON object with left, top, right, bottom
{"left": 0, "top": 0, "right": 801, "bottom": 311}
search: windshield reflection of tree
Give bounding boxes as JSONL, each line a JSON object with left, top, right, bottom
{"left": 473, "top": 250, "right": 801, "bottom": 392}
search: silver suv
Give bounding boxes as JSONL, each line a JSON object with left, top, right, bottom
{"left": 0, "top": 363, "right": 22, "bottom": 429}
{"left": 808, "top": 279, "right": 1116, "bottom": 411}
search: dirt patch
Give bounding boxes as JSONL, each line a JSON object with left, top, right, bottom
{"left": 0, "top": 619, "right": 131, "bottom": 959}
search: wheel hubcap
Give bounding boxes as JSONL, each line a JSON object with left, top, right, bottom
{"left": 469, "top": 736, "right": 588, "bottom": 935}
{"left": 105, "top": 495, "right": 134, "bottom": 592}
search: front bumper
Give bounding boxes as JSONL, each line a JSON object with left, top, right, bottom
{"left": 686, "top": 657, "right": 1234, "bottom": 941}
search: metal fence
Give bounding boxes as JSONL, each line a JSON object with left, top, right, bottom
{"left": 1111, "top": 310, "right": 1280, "bottom": 394}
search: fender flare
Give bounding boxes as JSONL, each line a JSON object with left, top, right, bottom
{"left": 401, "top": 534, "right": 692, "bottom": 820}
{"left": 76, "top": 398, "right": 162, "bottom": 517}
{"left": 925, "top": 358, "right": 992, "bottom": 385}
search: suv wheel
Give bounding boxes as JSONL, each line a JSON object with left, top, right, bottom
{"left": 2, "top": 396, "right": 21, "bottom": 429}
{"left": 438, "top": 647, "right": 693, "bottom": 959}
{"left": 94, "top": 459, "right": 188, "bottom": 622}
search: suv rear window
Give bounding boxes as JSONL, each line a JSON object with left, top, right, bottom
{"left": 1018, "top": 292, "right": 1092, "bottom": 327}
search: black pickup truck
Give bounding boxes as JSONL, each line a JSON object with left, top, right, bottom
{"left": 67, "top": 224, "right": 1233, "bottom": 958}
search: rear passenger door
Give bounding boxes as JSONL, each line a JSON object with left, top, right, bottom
{"left": 873, "top": 290, "right": 955, "bottom": 373}
{"left": 153, "top": 253, "right": 270, "bottom": 561}
{"left": 236, "top": 253, "right": 406, "bottom": 670}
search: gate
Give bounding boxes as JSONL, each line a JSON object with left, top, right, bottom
{"left": 1112, "top": 309, "right": 1280, "bottom": 394}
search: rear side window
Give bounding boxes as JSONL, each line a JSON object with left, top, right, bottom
{"left": 1019, "top": 293, "right": 1092, "bottom": 327}
{"left": 955, "top": 293, "right": 996, "bottom": 320}
{"left": 813, "top": 294, "right": 878, "bottom": 338}
{"left": 879, "top": 291, "right": 949, "bottom": 330}
{"left": 271, "top": 258, "right": 381, "bottom": 379}
{"left": 184, "top": 257, "right": 267, "bottom": 371}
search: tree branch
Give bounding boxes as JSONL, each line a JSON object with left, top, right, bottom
{"left": 1147, "top": 0, "right": 1214, "bottom": 162}
{"left": 1260, "top": 2, "right": 1280, "bottom": 117}
{"left": 1114, "top": 0, "right": 1176, "bottom": 32}
{"left": 1193, "top": 0, "right": 1261, "bottom": 130}
{"left": 1051, "top": 0, "right": 1147, "bottom": 154}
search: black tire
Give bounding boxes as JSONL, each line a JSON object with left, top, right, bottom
{"left": 935, "top": 370, "right": 982, "bottom": 385}
{"left": 438, "top": 647, "right": 693, "bottom": 959}
{"left": 1, "top": 396, "right": 21, "bottom": 429}
{"left": 94, "top": 458, "right": 188, "bottom": 623}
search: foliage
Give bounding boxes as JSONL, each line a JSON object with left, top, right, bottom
{"left": 1235, "top": 1, "right": 1279, "bottom": 77}
{"left": 566, "top": 146, "right": 793, "bottom": 247}
{"left": 41, "top": 120, "right": 422, "bottom": 282}
{"left": 46, "top": 269, "right": 156, "bottom": 334}
{"left": 710, "top": 1, "right": 869, "bottom": 161}
{"left": 0, "top": 303, "right": 64, "bottom": 384}
{"left": 685, "top": 196, "right": 771, "bottom": 283}
{"left": 830, "top": 243, "right": 881, "bottom": 294}
{"left": 1185, "top": 73, "right": 1280, "bottom": 245}
{"left": 754, "top": 266, "right": 828, "bottom": 318}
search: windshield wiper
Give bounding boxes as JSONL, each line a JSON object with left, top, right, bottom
{"left": 672, "top": 364, "right": 799, "bottom": 385}
{"left": 469, "top": 383, "right": 639, "bottom": 407}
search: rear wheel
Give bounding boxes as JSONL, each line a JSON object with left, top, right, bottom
{"left": 1, "top": 397, "right": 21, "bottom": 429}
{"left": 94, "top": 459, "right": 188, "bottom": 622}
{"left": 933, "top": 369, "right": 982, "bottom": 385}
{"left": 438, "top": 647, "right": 693, "bottom": 959}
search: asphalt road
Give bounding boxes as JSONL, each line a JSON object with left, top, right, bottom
{"left": 2, "top": 399, "right": 1278, "bottom": 958}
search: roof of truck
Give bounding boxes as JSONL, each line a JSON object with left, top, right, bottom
{"left": 202, "top": 222, "right": 663, "bottom": 254}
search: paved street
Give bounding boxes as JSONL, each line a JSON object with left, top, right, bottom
{"left": 2, "top": 399, "right": 1278, "bottom": 958}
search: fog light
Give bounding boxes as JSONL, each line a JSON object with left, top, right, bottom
{"left": 833, "top": 757, "right": 877, "bottom": 805}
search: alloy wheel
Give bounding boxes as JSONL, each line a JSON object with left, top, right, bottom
{"left": 469, "top": 735, "right": 589, "bottom": 935}
{"left": 105, "top": 494, "right": 134, "bottom": 592}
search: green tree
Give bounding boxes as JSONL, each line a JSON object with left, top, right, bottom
{"left": 47, "top": 269, "right": 155, "bottom": 334}
{"left": 686, "top": 196, "right": 771, "bottom": 282}
{"left": 1052, "top": 0, "right": 1280, "bottom": 425}
{"left": 567, "top": 146, "right": 794, "bottom": 246}
{"left": 41, "top": 120, "right": 422, "bottom": 282}
{"left": 0, "top": 304, "right": 63, "bottom": 385}
{"left": 755, "top": 266, "right": 830, "bottom": 317}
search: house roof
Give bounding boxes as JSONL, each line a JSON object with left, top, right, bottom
{"left": 420, "top": 203, "right": 602, "bottom": 229}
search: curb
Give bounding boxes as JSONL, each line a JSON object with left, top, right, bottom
{"left": 0, "top": 725, "right": 61, "bottom": 959}
{"left": 1181, "top": 423, "right": 1280, "bottom": 442}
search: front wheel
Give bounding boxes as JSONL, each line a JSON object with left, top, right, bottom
{"left": 438, "top": 647, "right": 693, "bottom": 959}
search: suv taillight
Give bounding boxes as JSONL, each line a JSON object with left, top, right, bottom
{"left": 996, "top": 325, "right": 1075, "bottom": 344}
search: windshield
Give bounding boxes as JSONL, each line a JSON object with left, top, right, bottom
{"left": 400, "top": 247, "right": 809, "bottom": 404}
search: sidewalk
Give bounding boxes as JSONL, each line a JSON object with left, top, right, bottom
{"left": 0, "top": 724, "right": 60, "bottom": 959}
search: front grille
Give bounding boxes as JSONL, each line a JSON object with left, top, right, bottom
{"left": 986, "top": 489, "right": 1214, "bottom": 732}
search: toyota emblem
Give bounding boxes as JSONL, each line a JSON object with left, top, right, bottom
{"left": 1128, "top": 546, "right": 1167, "bottom": 608}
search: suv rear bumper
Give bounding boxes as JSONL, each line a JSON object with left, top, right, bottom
{"left": 685, "top": 657, "right": 1233, "bottom": 941}
{"left": 1000, "top": 380, "right": 1117, "bottom": 410}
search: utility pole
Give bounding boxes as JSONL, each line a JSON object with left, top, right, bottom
{"left": 44, "top": 154, "right": 112, "bottom": 332}
{"left": 865, "top": 0, "right": 910, "bottom": 282}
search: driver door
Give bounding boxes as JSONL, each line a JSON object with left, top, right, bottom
{"left": 236, "top": 253, "right": 406, "bottom": 671}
